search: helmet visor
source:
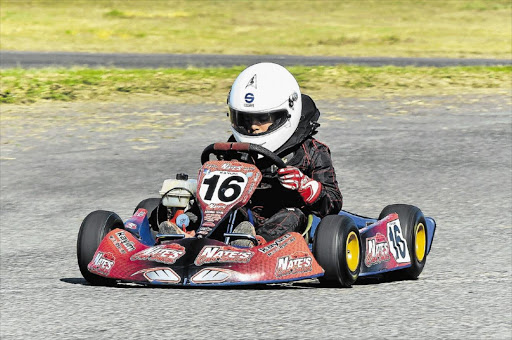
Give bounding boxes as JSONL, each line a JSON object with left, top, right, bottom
{"left": 229, "top": 108, "right": 289, "bottom": 136}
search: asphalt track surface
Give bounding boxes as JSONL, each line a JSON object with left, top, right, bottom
{"left": 1, "top": 92, "right": 511, "bottom": 339}
{"left": 1, "top": 51, "right": 512, "bottom": 68}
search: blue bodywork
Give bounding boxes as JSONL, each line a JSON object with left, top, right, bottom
{"left": 337, "top": 210, "right": 436, "bottom": 256}
{"left": 124, "top": 214, "right": 155, "bottom": 246}
{"left": 308, "top": 210, "right": 436, "bottom": 258}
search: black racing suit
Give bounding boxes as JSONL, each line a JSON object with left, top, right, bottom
{"left": 232, "top": 94, "right": 343, "bottom": 241}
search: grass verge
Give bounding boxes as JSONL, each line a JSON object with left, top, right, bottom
{"left": 1, "top": 66, "right": 510, "bottom": 105}
{"left": 1, "top": 0, "right": 510, "bottom": 58}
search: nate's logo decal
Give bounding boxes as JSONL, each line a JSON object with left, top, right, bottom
{"left": 275, "top": 251, "right": 312, "bottom": 277}
{"left": 194, "top": 246, "right": 254, "bottom": 266}
{"left": 365, "top": 232, "right": 391, "bottom": 267}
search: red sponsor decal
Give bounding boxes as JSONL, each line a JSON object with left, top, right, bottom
{"left": 109, "top": 231, "right": 136, "bottom": 254}
{"left": 131, "top": 244, "right": 185, "bottom": 265}
{"left": 275, "top": 251, "right": 313, "bottom": 277}
{"left": 88, "top": 251, "right": 115, "bottom": 276}
{"left": 194, "top": 246, "right": 254, "bottom": 266}
{"left": 204, "top": 213, "right": 224, "bottom": 222}
{"left": 125, "top": 222, "right": 137, "bottom": 230}
{"left": 258, "top": 234, "right": 295, "bottom": 257}
{"left": 135, "top": 209, "right": 146, "bottom": 217}
{"left": 207, "top": 203, "right": 227, "bottom": 210}
{"left": 365, "top": 232, "right": 391, "bottom": 267}
{"left": 197, "top": 226, "right": 213, "bottom": 234}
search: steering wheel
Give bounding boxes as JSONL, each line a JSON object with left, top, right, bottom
{"left": 200, "top": 142, "right": 286, "bottom": 170}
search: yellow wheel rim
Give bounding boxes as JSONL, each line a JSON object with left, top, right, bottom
{"left": 415, "top": 222, "right": 426, "bottom": 262}
{"left": 346, "top": 231, "right": 360, "bottom": 272}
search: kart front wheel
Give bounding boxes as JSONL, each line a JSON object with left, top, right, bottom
{"left": 313, "top": 215, "right": 361, "bottom": 288}
{"left": 379, "top": 204, "right": 427, "bottom": 280}
{"left": 77, "top": 210, "right": 124, "bottom": 286}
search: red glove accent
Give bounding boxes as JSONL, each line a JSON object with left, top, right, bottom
{"left": 277, "top": 166, "right": 322, "bottom": 204}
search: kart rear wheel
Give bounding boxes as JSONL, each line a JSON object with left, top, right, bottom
{"left": 313, "top": 215, "right": 361, "bottom": 288}
{"left": 379, "top": 204, "right": 427, "bottom": 280}
{"left": 77, "top": 210, "right": 124, "bottom": 286}
{"left": 134, "top": 198, "right": 167, "bottom": 234}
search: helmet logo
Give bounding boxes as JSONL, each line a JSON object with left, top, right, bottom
{"left": 246, "top": 74, "right": 257, "bottom": 89}
{"left": 245, "top": 93, "right": 255, "bottom": 104}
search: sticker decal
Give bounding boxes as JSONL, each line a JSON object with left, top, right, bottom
{"left": 109, "top": 231, "right": 136, "bottom": 254}
{"left": 132, "top": 267, "right": 180, "bottom": 283}
{"left": 125, "top": 222, "right": 137, "bottom": 230}
{"left": 194, "top": 246, "right": 254, "bottom": 266}
{"left": 198, "top": 171, "right": 248, "bottom": 205}
{"left": 244, "top": 93, "right": 255, "bottom": 104}
{"left": 135, "top": 209, "right": 146, "bottom": 217}
{"left": 130, "top": 244, "right": 186, "bottom": 265}
{"left": 365, "top": 232, "right": 391, "bottom": 267}
{"left": 197, "top": 226, "right": 213, "bottom": 235}
{"left": 88, "top": 252, "right": 115, "bottom": 276}
{"left": 258, "top": 234, "right": 295, "bottom": 257}
{"left": 246, "top": 74, "right": 257, "bottom": 89}
{"left": 387, "top": 219, "right": 411, "bottom": 263}
{"left": 275, "top": 251, "right": 313, "bottom": 277}
{"left": 191, "top": 268, "right": 231, "bottom": 284}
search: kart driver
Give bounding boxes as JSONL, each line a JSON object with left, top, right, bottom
{"left": 227, "top": 62, "right": 343, "bottom": 245}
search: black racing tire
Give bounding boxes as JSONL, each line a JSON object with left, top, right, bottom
{"left": 378, "top": 204, "right": 428, "bottom": 280}
{"left": 77, "top": 210, "right": 124, "bottom": 286}
{"left": 313, "top": 215, "right": 362, "bottom": 288}
{"left": 133, "top": 198, "right": 167, "bottom": 233}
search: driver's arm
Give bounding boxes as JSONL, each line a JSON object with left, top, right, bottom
{"left": 278, "top": 139, "right": 343, "bottom": 217}
{"left": 306, "top": 141, "right": 343, "bottom": 217}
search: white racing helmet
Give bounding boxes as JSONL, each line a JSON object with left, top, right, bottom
{"left": 228, "top": 62, "right": 302, "bottom": 152}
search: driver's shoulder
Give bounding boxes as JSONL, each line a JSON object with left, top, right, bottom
{"left": 301, "top": 137, "right": 332, "bottom": 156}
{"left": 284, "top": 139, "right": 321, "bottom": 169}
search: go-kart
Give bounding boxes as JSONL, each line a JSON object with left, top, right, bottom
{"left": 77, "top": 142, "right": 436, "bottom": 287}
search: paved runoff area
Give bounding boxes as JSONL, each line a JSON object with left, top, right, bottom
{"left": 1, "top": 94, "right": 511, "bottom": 339}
